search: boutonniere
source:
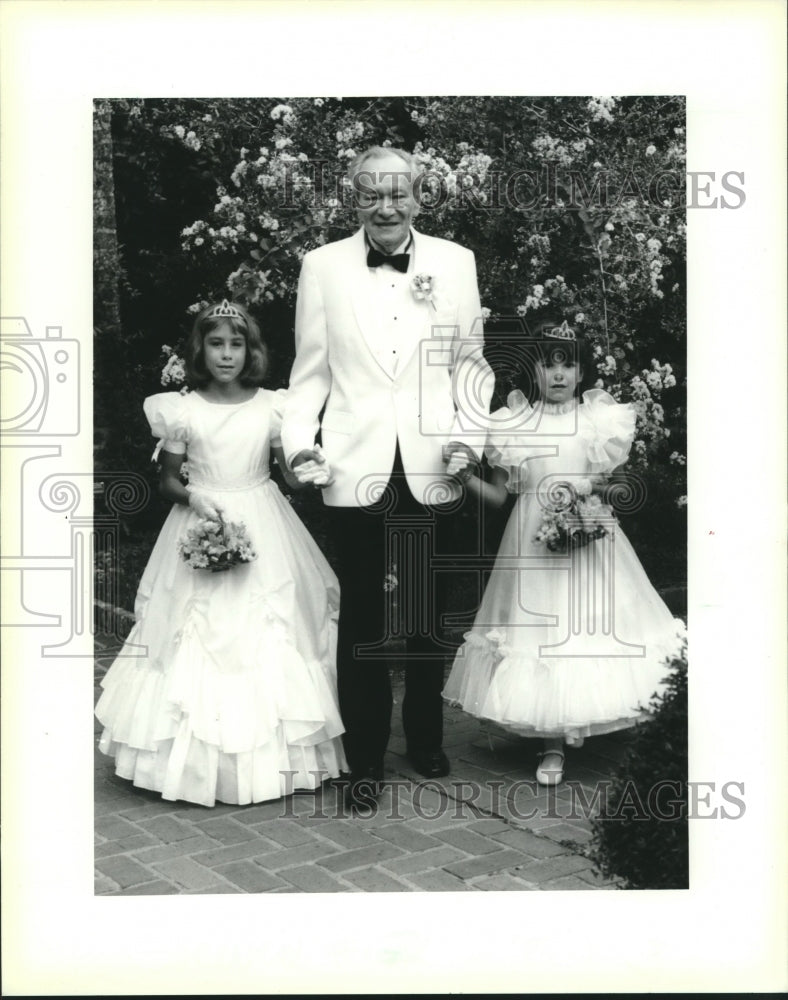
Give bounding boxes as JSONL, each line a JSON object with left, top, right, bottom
{"left": 411, "top": 273, "right": 436, "bottom": 310}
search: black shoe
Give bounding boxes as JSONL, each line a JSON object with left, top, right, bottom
{"left": 343, "top": 766, "right": 383, "bottom": 813}
{"left": 407, "top": 748, "right": 450, "bottom": 778}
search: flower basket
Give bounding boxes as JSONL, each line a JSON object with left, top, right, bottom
{"left": 534, "top": 480, "right": 616, "bottom": 553}
{"left": 178, "top": 514, "right": 257, "bottom": 572}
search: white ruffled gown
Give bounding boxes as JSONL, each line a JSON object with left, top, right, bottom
{"left": 443, "top": 389, "right": 685, "bottom": 742}
{"left": 95, "top": 388, "right": 347, "bottom": 806}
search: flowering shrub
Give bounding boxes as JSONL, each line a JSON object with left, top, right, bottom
{"left": 589, "top": 631, "right": 688, "bottom": 889}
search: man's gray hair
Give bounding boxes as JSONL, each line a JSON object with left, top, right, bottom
{"left": 346, "top": 145, "right": 420, "bottom": 187}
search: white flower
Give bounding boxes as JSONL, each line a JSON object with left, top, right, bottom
{"left": 174, "top": 125, "right": 185, "bottom": 139}
{"left": 574, "top": 478, "right": 593, "bottom": 496}
{"left": 411, "top": 273, "right": 435, "bottom": 307}
{"left": 676, "top": 495, "right": 688, "bottom": 508}
{"left": 645, "top": 144, "right": 657, "bottom": 156}
{"left": 481, "top": 306, "right": 491, "bottom": 321}
{"left": 313, "top": 98, "right": 325, "bottom": 107}
{"left": 587, "top": 96, "right": 616, "bottom": 123}
{"left": 574, "top": 313, "right": 585, "bottom": 323}
{"left": 161, "top": 353, "right": 186, "bottom": 386}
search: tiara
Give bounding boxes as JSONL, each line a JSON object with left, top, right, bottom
{"left": 544, "top": 320, "right": 575, "bottom": 341}
{"left": 208, "top": 299, "right": 243, "bottom": 319}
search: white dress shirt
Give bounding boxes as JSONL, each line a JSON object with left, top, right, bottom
{"left": 365, "top": 232, "right": 417, "bottom": 378}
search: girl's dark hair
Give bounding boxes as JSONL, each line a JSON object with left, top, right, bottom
{"left": 517, "top": 315, "right": 593, "bottom": 404}
{"left": 184, "top": 302, "right": 268, "bottom": 388}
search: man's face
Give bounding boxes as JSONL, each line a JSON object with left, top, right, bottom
{"left": 353, "top": 153, "right": 419, "bottom": 253}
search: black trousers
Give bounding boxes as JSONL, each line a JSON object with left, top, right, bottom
{"left": 331, "top": 446, "right": 459, "bottom": 774}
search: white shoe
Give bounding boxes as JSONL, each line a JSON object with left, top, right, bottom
{"left": 536, "top": 749, "right": 565, "bottom": 786}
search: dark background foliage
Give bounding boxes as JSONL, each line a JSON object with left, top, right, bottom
{"left": 589, "top": 645, "right": 689, "bottom": 889}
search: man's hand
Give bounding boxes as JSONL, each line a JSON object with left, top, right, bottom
{"left": 290, "top": 449, "right": 321, "bottom": 469}
{"left": 291, "top": 446, "right": 334, "bottom": 487}
{"left": 442, "top": 441, "right": 478, "bottom": 483}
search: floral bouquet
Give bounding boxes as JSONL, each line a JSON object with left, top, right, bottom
{"left": 534, "top": 479, "right": 616, "bottom": 553}
{"left": 178, "top": 514, "right": 257, "bottom": 572}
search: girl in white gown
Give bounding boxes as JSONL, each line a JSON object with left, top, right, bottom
{"left": 96, "top": 301, "right": 346, "bottom": 806}
{"left": 443, "top": 319, "right": 684, "bottom": 785}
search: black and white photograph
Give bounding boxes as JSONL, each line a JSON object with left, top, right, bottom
{"left": 92, "top": 94, "right": 690, "bottom": 894}
{"left": 2, "top": 1, "right": 786, "bottom": 995}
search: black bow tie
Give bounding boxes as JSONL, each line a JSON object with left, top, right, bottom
{"left": 366, "top": 246, "right": 410, "bottom": 273}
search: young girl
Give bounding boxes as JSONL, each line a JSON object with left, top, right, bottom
{"left": 443, "top": 317, "right": 684, "bottom": 785}
{"left": 95, "top": 300, "right": 346, "bottom": 806}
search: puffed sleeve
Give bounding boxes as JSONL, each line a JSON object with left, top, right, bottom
{"left": 484, "top": 391, "right": 536, "bottom": 494}
{"left": 269, "top": 387, "right": 288, "bottom": 448}
{"left": 143, "top": 392, "right": 189, "bottom": 462}
{"left": 579, "top": 388, "right": 636, "bottom": 473}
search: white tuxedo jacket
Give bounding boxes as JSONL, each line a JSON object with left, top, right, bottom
{"left": 281, "top": 227, "right": 494, "bottom": 507}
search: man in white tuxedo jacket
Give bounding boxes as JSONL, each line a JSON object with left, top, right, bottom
{"left": 281, "top": 146, "right": 493, "bottom": 810}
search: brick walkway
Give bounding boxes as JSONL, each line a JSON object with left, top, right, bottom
{"left": 94, "top": 634, "right": 627, "bottom": 894}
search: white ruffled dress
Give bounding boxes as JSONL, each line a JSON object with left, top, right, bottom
{"left": 443, "top": 389, "right": 684, "bottom": 742}
{"left": 95, "top": 388, "right": 347, "bottom": 806}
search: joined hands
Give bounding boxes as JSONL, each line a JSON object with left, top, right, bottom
{"left": 291, "top": 445, "right": 335, "bottom": 487}
{"left": 443, "top": 442, "right": 478, "bottom": 484}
